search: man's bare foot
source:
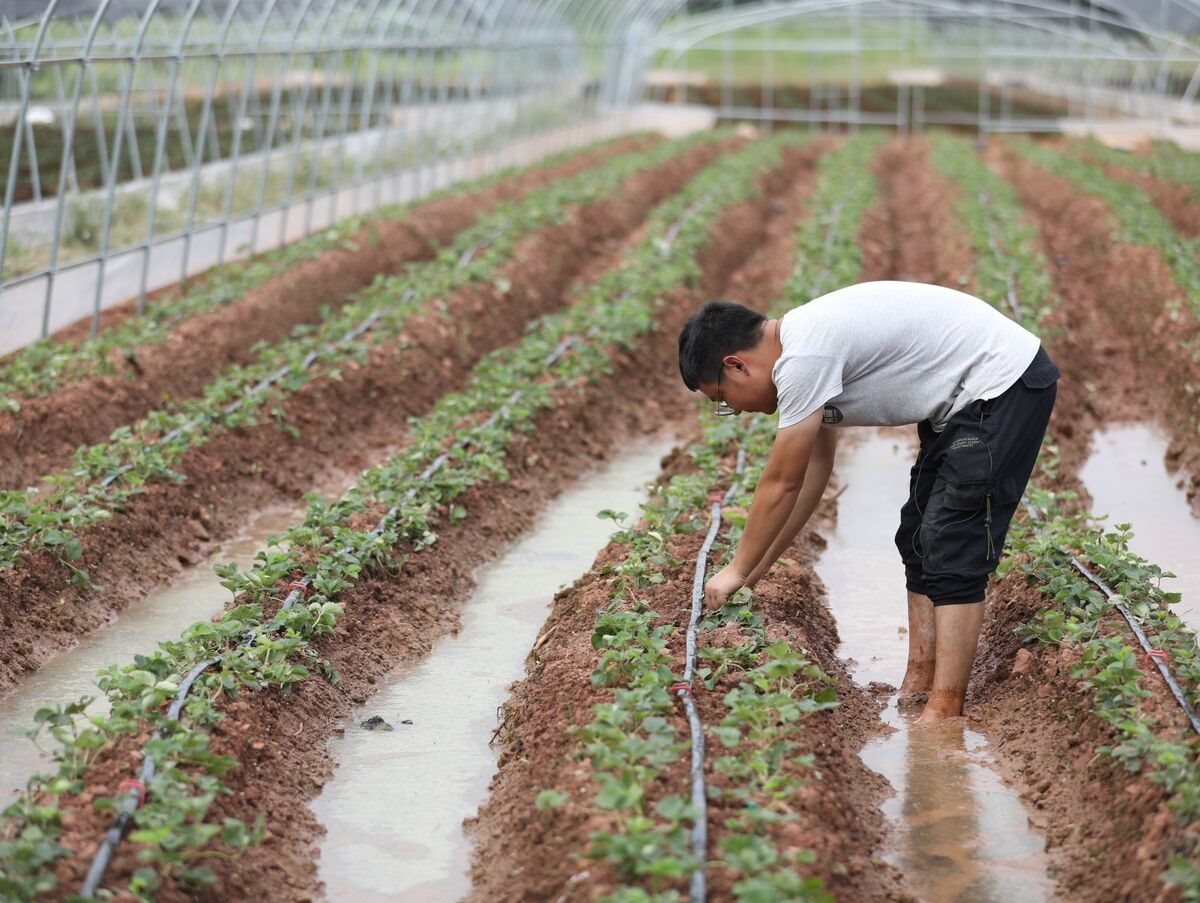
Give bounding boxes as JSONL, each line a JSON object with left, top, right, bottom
{"left": 914, "top": 688, "right": 966, "bottom": 724}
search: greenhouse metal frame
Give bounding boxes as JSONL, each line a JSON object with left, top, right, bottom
{"left": 1, "top": 0, "right": 1197, "bottom": 353}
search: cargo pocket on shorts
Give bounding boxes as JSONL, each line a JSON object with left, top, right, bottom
{"left": 927, "top": 474, "right": 1025, "bottom": 575}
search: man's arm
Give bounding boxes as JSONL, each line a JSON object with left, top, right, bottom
{"left": 704, "top": 408, "right": 824, "bottom": 607}
{"left": 745, "top": 425, "right": 838, "bottom": 587}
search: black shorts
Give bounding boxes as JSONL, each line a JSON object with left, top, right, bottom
{"left": 895, "top": 346, "right": 1059, "bottom": 606}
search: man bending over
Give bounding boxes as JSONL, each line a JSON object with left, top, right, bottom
{"left": 678, "top": 280, "right": 1058, "bottom": 723}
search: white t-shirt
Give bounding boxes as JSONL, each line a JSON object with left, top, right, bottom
{"left": 773, "top": 281, "right": 1040, "bottom": 431}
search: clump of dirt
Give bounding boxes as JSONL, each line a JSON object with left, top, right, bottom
{"left": 0, "top": 134, "right": 660, "bottom": 490}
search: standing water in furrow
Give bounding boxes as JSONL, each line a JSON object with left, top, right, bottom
{"left": 0, "top": 505, "right": 303, "bottom": 803}
{"left": 310, "top": 437, "right": 675, "bottom": 901}
{"left": 816, "top": 428, "right": 1053, "bottom": 902}
{"left": 1081, "top": 424, "right": 1200, "bottom": 631}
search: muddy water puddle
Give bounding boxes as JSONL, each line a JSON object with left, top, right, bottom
{"left": 817, "top": 428, "right": 1052, "bottom": 902}
{"left": 310, "top": 437, "right": 674, "bottom": 902}
{"left": 0, "top": 505, "right": 303, "bottom": 803}
{"left": 1081, "top": 423, "right": 1200, "bottom": 632}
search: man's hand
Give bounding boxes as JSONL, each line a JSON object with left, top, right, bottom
{"left": 704, "top": 564, "right": 746, "bottom": 609}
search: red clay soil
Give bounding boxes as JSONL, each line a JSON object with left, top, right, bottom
{"left": 35, "top": 138, "right": 873, "bottom": 902}
{"left": 858, "top": 138, "right": 975, "bottom": 287}
{"left": 0, "top": 138, "right": 726, "bottom": 698}
{"left": 0, "top": 133, "right": 660, "bottom": 490}
{"left": 985, "top": 141, "right": 1200, "bottom": 513}
{"left": 466, "top": 142, "right": 905, "bottom": 902}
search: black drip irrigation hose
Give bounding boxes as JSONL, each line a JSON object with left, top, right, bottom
{"left": 78, "top": 334, "right": 573, "bottom": 898}
{"left": 1069, "top": 556, "right": 1200, "bottom": 736}
{"left": 78, "top": 186, "right": 707, "bottom": 897}
{"left": 978, "top": 172, "right": 1200, "bottom": 737}
{"left": 96, "top": 238, "right": 494, "bottom": 491}
{"left": 674, "top": 448, "right": 746, "bottom": 903}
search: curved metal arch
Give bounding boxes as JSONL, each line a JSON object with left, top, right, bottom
{"left": 655, "top": 0, "right": 1195, "bottom": 69}
{"left": 658, "top": 0, "right": 1199, "bottom": 58}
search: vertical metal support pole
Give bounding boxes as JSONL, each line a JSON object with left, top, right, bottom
{"left": 418, "top": 46, "right": 437, "bottom": 199}
{"left": 374, "top": 53, "right": 398, "bottom": 202}
{"left": 248, "top": 52, "right": 289, "bottom": 254}
{"left": 303, "top": 50, "right": 337, "bottom": 236}
{"left": 0, "top": 64, "right": 31, "bottom": 299}
{"left": 277, "top": 55, "right": 317, "bottom": 248}
{"left": 22, "top": 96, "right": 42, "bottom": 202}
{"left": 180, "top": 52, "right": 221, "bottom": 283}
{"left": 434, "top": 48, "right": 452, "bottom": 191}
{"left": 41, "top": 56, "right": 90, "bottom": 338}
{"left": 91, "top": 59, "right": 139, "bottom": 335}
{"left": 976, "top": 11, "right": 987, "bottom": 137}
{"left": 327, "top": 48, "right": 358, "bottom": 226}
{"left": 351, "top": 50, "right": 381, "bottom": 214}
{"left": 123, "top": 90, "right": 143, "bottom": 182}
{"left": 138, "top": 52, "right": 182, "bottom": 312}
{"left": 87, "top": 66, "right": 111, "bottom": 186}
{"left": 216, "top": 47, "right": 261, "bottom": 264}
{"left": 399, "top": 45, "right": 417, "bottom": 202}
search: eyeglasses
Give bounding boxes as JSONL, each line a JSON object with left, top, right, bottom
{"left": 713, "top": 366, "right": 737, "bottom": 417}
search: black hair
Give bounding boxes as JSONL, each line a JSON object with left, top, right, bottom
{"left": 677, "top": 300, "right": 767, "bottom": 391}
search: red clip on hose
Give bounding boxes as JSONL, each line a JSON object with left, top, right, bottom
{"left": 115, "top": 779, "right": 145, "bottom": 809}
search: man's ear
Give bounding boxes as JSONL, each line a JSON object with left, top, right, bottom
{"left": 722, "top": 354, "right": 749, "bottom": 376}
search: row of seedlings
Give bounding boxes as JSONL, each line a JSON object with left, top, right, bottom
{"left": 0, "top": 135, "right": 788, "bottom": 902}
{"left": 0, "top": 132, "right": 718, "bottom": 576}
{"left": 1004, "top": 137, "right": 1200, "bottom": 321}
{"left": 551, "top": 133, "right": 886, "bottom": 900}
{"left": 0, "top": 133, "right": 650, "bottom": 407}
{"left": 933, "top": 132, "right": 1200, "bottom": 898}
{"left": 1066, "top": 137, "right": 1200, "bottom": 196}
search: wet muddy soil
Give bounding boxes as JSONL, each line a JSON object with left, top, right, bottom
{"left": 0, "top": 138, "right": 725, "bottom": 698}
{"left": 0, "top": 134, "right": 659, "bottom": 491}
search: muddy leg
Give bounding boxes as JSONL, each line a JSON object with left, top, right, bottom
{"left": 898, "top": 591, "right": 935, "bottom": 704}
{"left": 916, "top": 601, "right": 985, "bottom": 724}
